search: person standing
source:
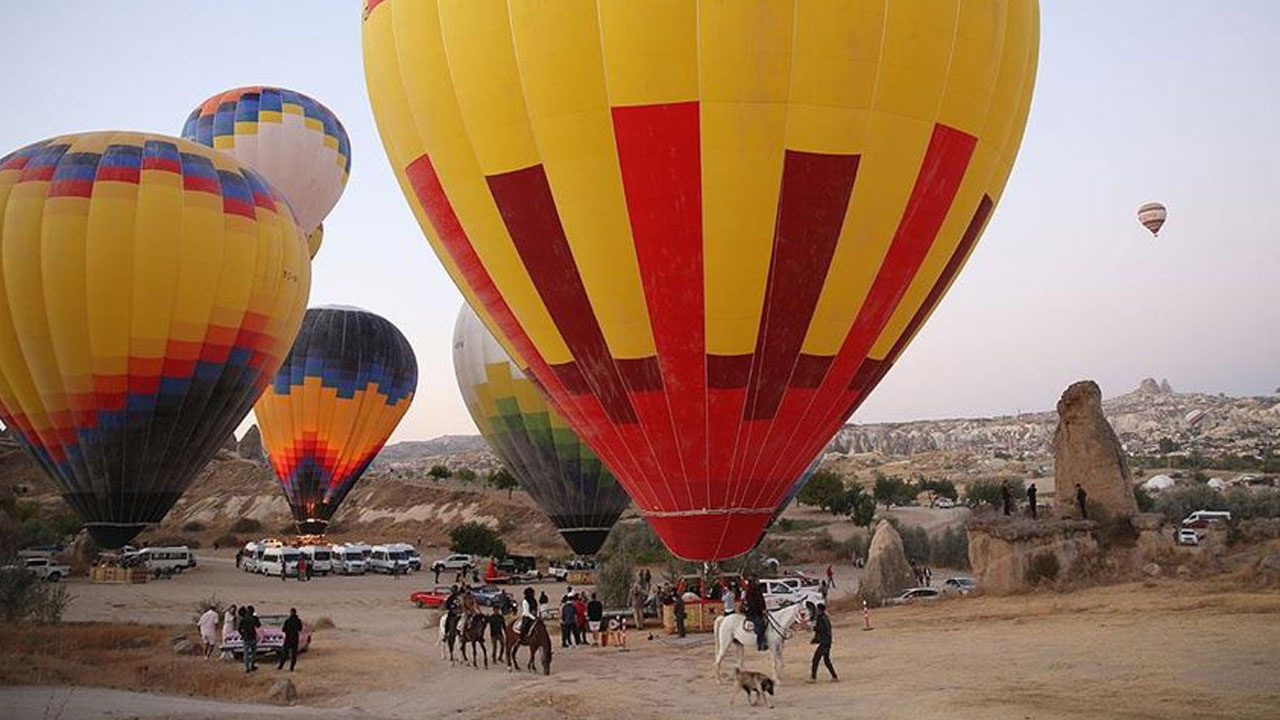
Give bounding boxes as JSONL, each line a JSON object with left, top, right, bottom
{"left": 433, "top": 563, "right": 442, "bottom": 584}
{"left": 296, "top": 556, "right": 306, "bottom": 582}
{"left": 819, "top": 580, "right": 829, "bottom": 601}
{"left": 672, "top": 591, "right": 686, "bottom": 638}
{"left": 560, "top": 596, "right": 576, "bottom": 649}
{"left": 1076, "top": 483, "right": 1089, "bottom": 519}
{"left": 573, "top": 594, "right": 588, "bottom": 646}
{"left": 277, "top": 608, "right": 303, "bottom": 671}
{"left": 744, "top": 577, "right": 768, "bottom": 651}
{"left": 825, "top": 564, "right": 835, "bottom": 588}
{"left": 1001, "top": 481, "right": 1013, "bottom": 516}
{"left": 721, "top": 581, "right": 736, "bottom": 616}
{"left": 198, "top": 605, "right": 219, "bottom": 660}
{"left": 234, "top": 549, "right": 243, "bottom": 570}
{"left": 238, "top": 606, "right": 261, "bottom": 673}
{"left": 807, "top": 603, "right": 837, "bottom": 683}
{"left": 220, "top": 604, "right": 238, "bottom": 661}
{"left": 630, "top": 583, "right": 646, "bottom": 630}
{"left": 538, "top": 589, "right": 549, "bottom": 608}
{"left": 586, "top": 593, "right": 603, "bottom": 646}
{"left": 1027, "top": 483, "right": 1038, "bottom": 519}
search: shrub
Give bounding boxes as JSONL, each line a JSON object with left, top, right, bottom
{"left": 0, "top": 567, "right": 72, "bottom": 623}
{"left": 230, "top": 518, "right": 262, "bottom": 534}
{"left": 964, "top": 479, "right": 1026, "bottom": 509}
{"left": 595, "top": 551, "right": 635, "bottom": 609}
{"left": 1024, "top": 551, "right": 1060, "bottom": 585}
{"left": 929, "top": 527, "right": 970, "bottom": 569}
{"left": 211, "top": 533, "right": 240, "bottom": 549}
{"left": 52, "top": 513, "right": 82, "bottom": 538}
{"left": 428, "top": 464, "right": 452, "bottom": 480}
{"left": 181, "top": 520, "right": 205, "bottom": 533}
{"left": 455, "top": 468, "right": 478, "bottom": 484}
{"left": 449, "top": 521, "right": 506, "bottom": 558}
{"left": 15, "top": 518, "right": 57, "bottom": 549}
{"left": 1133, "top": 486, "right": 1155, "bottom": 513}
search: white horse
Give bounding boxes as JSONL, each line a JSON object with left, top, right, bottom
{"left": 713, "top": 602, "right": 810, "bottom": 686}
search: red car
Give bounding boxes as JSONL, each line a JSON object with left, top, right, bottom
{"left": 409, "top": 586, "right": 454, "bottom": 609}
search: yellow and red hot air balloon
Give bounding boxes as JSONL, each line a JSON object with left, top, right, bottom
{"left": 364, "top": 1, "right": 1039, "bottom": 560}
{"left": 182, "top": 86, "right": 351, "bottom": 257}
{"left": 255, "top": 306, "right": 417, "bottom": 535}
{"left": 0, "top": 131, "right": 311, "bottom": 547}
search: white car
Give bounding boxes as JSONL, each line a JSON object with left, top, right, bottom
{"left": 331, "top": 544, "right": 367, "bottom": 575}
{"left": 935, "top": 498, "right": 957, "bottom": 509}
{"left": 760, "top": 578, "right": 822, "bottom": 610}
{"left": 139, "top": 546, "right": 193, "bottom": 575}
{"left": 888, "top": 587, "right": 942, "bottom": 605}
{"left": 430, "top": 553, "right": 476, "bottom": 575}
{"left": 259, "top": 546, "right": 301, "bottom": 577}
{"left": 942, "top": 577, "right": 976, "bottom": 595}
{"left": 369, "top": 545, "right": 410, "bottom": 574}
{"left": 4, "top": 557, "right": 70, "bottom": 582}
{"left": 1177, "top": 528, "right": 1201, "bottom": 546}
{"left": 299, "top": 545, "right": 333, "bottom": 575}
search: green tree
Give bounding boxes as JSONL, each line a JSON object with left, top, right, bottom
{"left": 917, "top": 479, "right": 958, "bottom": 507}
{"left": 964, "top": 479, "right": 1026, "bottom": 509}
{"left": 487, "top": 468, "right": 519, "bottom": 499}
{"left": 449, "top": 521, "right": 507, "bottom": 558}
{"left": 455, "top": 467, "right": 478, "bottom": 484}
{"left": 1158, "top": 437, "right": 1180, "bottom": 454}
{"left": 428, "top": 464, "right": 452, "bottom": 481}
{"left": 842, "top": 484, "right": 877, "bottom": 527}
{"left": 797, "top": 471, "right": 845, "bottom": 513}
{"left": 873, "top": 474, "right": 915, "bottom": 508}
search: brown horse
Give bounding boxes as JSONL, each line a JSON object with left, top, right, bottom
{"left": 502, "top": 618, "right": 552, "bottom": 675}
{"left": 459, "top": 613, "right": 488, "bottom": 668}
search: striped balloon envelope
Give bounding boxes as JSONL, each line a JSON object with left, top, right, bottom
{"left": 255, "top": 306, "right": 417, "bottom": 535}
{"left": 454, "top": 303, "right": 631, "bottom": 556}
{"left": 364, "top": 1, "right": 1039, "bottom": 560}
{"left": 182, "top": 86, "right": 351, "bottom": 241}
{"left": 0, "top": 131, "right": 311, "bottom": 548}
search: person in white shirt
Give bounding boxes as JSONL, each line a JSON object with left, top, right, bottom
{"left": 219, "top": 604, "right": 238, "bottom": 660}
{"left": 517, "top": 587, "right": 539, "bottom": 644}
{"left": 198, "top": 605, "right": 220, "bottom": 660}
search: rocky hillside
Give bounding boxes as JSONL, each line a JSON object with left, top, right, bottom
{"left": 829, "top": 379, "right": 1279, "bottom": 460}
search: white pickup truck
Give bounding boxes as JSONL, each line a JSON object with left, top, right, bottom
{"left": 6, "top": 556, "right": 71, "bottom": 582}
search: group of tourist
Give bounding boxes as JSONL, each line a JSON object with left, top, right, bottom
{"left": 557, "top": 587, "right": 604, "bottom": 647}
{"left": 195, "top": 603, "right": 304, "bottom": 673}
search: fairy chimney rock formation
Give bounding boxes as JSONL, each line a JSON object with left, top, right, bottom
{"left": 238, "top": 424, "right": 268, "bottom": 465}
{"left": 1052, "top": 381, "right": 1137, "bottom": 518}
{"left": 860, "top": 520, "right": 917, "bottom": 605}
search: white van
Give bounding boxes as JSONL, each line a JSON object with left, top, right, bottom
{"left": 388, "top": 543, "right": 420, "bottom": 572}
{"left": 300, "top": 545, "right": 333, "bottom": 575}
{"left": 259, "top": 546, "right": 301, "bottom": 578}
{"left": 1182, "top": 510, "right": 1232, "bottom": 528}
{"left": 241, "top": 541, "right": 266, "bottom": 573}
{"left": 331, "top": 544, "right": 367, "bottom": 575}
{"left": 141, "top": 546, "right": 192, "bottom": 574}
{"left": 368, "top": 544, "right": 410, "bottom": 574}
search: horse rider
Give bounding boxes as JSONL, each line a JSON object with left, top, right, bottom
{"left": 744, "top": 576, "right": 768, "bottom": 651}
{"left": 517, "top": 586, "right": 539, "bottom": 645}
{"left": 460, "top": 583, "right": 479, "bottom": 623}
{"left": 444, "top": 584, "right": 462, "bottom": 634}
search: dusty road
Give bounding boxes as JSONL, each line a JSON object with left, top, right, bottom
{"left": 5, "top": 551, "right": 1279, "bottom": 720}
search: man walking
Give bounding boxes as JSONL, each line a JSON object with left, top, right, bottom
{"left": 807, "top": 602, "right": 837, "bottom": 683}
{"left": 277, "top": 608, "right": 303, "bottom": 671}
{"left": 1027, "top": 483, "right": 1038, "bottom": 519}
{"left": 238, "top": 605, "right": 261, "bottom": 673}
{"left": 1076, "top": 483, "right": 1089, "bottom": 519}
{"left": 198, "top": 604, "right": 219, "bottom": 660}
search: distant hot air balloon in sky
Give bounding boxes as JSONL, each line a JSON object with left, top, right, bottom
{"left": 255, "top": 306, "right": 417, "bottom": 535}
{"left": 364, "top": 1, "right": 1039, "bottom": 560}
{"left": 182, "top": 86, "right": 351, "bottom": 247}
{"left": 0, "top": 131, "right": 311, "bottom": 547}
{"left": 454, "top": 303, "right": 631, "bottom": 555}
{"left": 1137, "top": 202, "right": 1166, "bottom": 237}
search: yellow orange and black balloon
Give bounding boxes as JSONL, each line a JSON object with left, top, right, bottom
{"left": 0, "top": 131, "right": 311, "bottom": 548}
{"left": 255, "top": 306, "right": 417, "bottom": 535}
{"left": 364, "top": 1, "right": 1039, "bottom": 560}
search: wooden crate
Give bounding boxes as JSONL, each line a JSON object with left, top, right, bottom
{"left": 661, "top": 599, "right": 722, "bottom": 634}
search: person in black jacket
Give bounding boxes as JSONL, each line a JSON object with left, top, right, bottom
{"left": 277, "top": 608, "right": 303, "bottom": 671}
{"left": 586, "top": 593, "right": 604, "bottom": 645}
{"left": 238, "top": 605, "right": 261, "bottom": 673}
{"left": 672, "top": 591, "right": 686, "bottom": 638}
{"left": 808, "top": 603, "right": 837, "bottom": 683}
{"left": 744, "top": 577, "right": 768, "bottom": 651}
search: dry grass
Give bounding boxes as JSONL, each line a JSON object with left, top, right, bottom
{"left": 0, "top": 622, "right": 333, "bottom": 703}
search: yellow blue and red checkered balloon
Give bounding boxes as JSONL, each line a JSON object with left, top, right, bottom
{"left": 0, "top": 131, "right": 312, "bottom": 547}
{"left": 182, "top": 86, "right": 351, "bottom": 253}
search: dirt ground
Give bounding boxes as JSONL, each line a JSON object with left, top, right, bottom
{"left": 3, "top": 551, "right": 1279, "bottom": 720}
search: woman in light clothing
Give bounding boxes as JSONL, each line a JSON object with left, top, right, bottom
{"left": 219, "top": 603, "right": 237, "bottom": 661}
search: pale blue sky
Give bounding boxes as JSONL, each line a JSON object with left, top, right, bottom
{"left": 1, "top": 2, "right": 1276, "bottom": 442}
